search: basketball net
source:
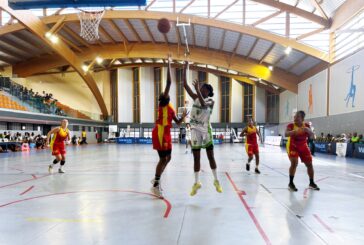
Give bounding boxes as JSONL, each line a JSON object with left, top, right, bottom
{"left": 78, "top": 8, "right": 105, "bottom": 42}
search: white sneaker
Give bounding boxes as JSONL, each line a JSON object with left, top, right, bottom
{"left": 48, "top": 165, "right": 53, "bottom": 174}
{"left": 151, "top": 185, "right": 163, "bottom": 198}
{"left": 58, "top": 168, "right": 65, "bottom": 174}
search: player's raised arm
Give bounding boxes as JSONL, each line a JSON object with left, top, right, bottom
{"left": 163, "top": 55, "right": 172, "bottom": 97}
{"left": 193, "top": 79, "right": 210, "bottom": 107}
{"left": 183, "top": 61, "right": 198, "bottom": 100}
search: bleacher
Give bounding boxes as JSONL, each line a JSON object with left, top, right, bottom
{"left": 56, "top": 101, "right": 91, "bottom": 120}
{"left": 0, "top": 77, "right": 92, "bottom": 120}
{"left": 0, "top": 91, "right": 27, "bottom": 111}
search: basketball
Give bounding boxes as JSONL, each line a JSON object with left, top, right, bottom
{"left": 157, "top": 18, "right": 171, "bottom": 34}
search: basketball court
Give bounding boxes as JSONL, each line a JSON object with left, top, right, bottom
{"left": 1, "top": 144, "right": 364, "bottom": 244}
{"left": 0, "top": 0, "right": 364, "bottom": 244}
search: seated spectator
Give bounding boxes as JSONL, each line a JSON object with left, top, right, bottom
{"left": 72, "top": 135, "right": 78, "bottom": 145}
{"left": 351, "top": 132, "right": 360, "bottom": 143}
{"left": 35, "top": 135, "right": 45, "bottom": 149}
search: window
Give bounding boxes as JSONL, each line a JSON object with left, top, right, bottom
{"left": 176, "top": 68, "right": 184, "bottom": 109}
{"left": 154, "top": 67, "right": 162, "bottom": 120}
{"left": 243, "top": 83, "right": 253, "bottom": 122}
{"left": 334, "top": 10, "right": 364, "bottom": 60}
{"left": 132, "top": 67, "right": 140, "bottom": 123}
{"left": 266, "top": 91, "right": 279, "bottom": 123}
{"left": 198, "top": 71, "right": 207, "bottom": 83}
{"left": 220, "top": 76, "right": 230, "bottom": 123}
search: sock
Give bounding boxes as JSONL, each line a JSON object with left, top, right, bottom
{"left": 289, "top": 175, "right": 294, "bottom": 184}
{"left": 53, "top": 159, "right": 59, "bottom": 164}
{"left": 309, "top": 178, "right": 314, "bottom": 185}
{"left": 194, "top": 172, "right": 200, "bottom": 183}
{"left": 212, "top": 169, "right": 218, "bottom": 180}
{"left": 154, "top": 175, "right": 160, "bottom": 187}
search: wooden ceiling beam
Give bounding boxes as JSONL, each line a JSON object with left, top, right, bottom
{"left": 0, "top": 10, "right": 329, "bottom": 61}
{"left": 179, "top": 0, "right": 196, "bottom": 13}
{"left": 259, "top": 43, "right": 275, "bottom": 64}
{"left": 296, "top": 27, "right": 325, "bottom": 40}
{"left": 145, "top": 0, "right": 157, "bottom": 11}
{"left": 287, "top": 55, "right": 307, "bottom": 71}
{"left": 246, "top": 38, "right": 259, "bottom": 58}
{"left": 14, "top": 43, "right": 300, "bottom": 92}
{"left": 252, "top": 10, "right": 283, "bottom": 27}
{"left": 250, "top": 0, "right": 330, "bottom": 27}
{"left": 310, "top": 0, "right": 328, "bottom": 20}
{"left": 141, "top": 19, "right": 155, "bottom": 44}
{"left": 0, "top": 36, "right": 38, "bottom": 55}
{"left": 123, "top": 19, "right": 141, "bottom": 43}
{"left": 59, "top": 35, "right": 82, "bottom": 52}
{"left": 214, "top": 0, "right": 239, "bottom": 19}
{"left": 62, "top": 25, "right": 91, "bottom": 48}
{"left": 98, "top": 25, "right": 116, "bottom": 44}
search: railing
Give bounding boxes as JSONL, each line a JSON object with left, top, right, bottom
{"left": 0, "top": 77, "right": 104, "bottom": 121}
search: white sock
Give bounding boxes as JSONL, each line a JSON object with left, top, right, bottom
{"left": 194, "top": 172, "right": 200, "bottom": 183}
{"left": 212, "top": 169, "right": 218, "bottom": 180}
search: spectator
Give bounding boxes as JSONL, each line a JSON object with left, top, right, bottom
{"left": 351, "top": 132, "right": 360, "bottom": 143}
{"left": 72, "top": 135, "right": 78, "bottom": 145}
{"left": 81, "top": 130, "right": 88, "bottom": 144}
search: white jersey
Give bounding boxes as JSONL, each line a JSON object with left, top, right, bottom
{"left": 190, "top": 98, "right": 214, "bottom": 132}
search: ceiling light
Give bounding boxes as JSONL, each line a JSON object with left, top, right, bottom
{"left": 49, "top": 35, "right": 59, "bottom": 44}
{"left": 268, "top": 65, "right": 274, "bottom": 71}
{"left": 285, "top": 46, "right": 292, "bottom": 55}
{"left": 82, "top": 65, "right": 89, "bottom": 72}
{"left": 45, "top": 32, "right": 52, "bottom": 38}
{"left": 95, "top": 56, "right": 103, "bottom": 65}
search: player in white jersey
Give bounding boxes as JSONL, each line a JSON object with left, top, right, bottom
{"left": 183, "top": 62, "right": 223, "bottom": 196}
{"left": 185, "top": 123, "right": 192, "bottom": 154}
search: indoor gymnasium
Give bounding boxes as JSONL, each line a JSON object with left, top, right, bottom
{"left": 0, "top": 0, "right": 364, "bottom": 244}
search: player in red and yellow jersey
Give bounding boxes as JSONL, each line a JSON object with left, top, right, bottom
{"left": 151, "top": 56, "right": 187, "bottom": 198}
{"left": 46, "top": 119, "right": 71, "bottom": 174}
{"left": 285, "top": 111, "right": 319, "bottom": 191}
{"left": 241, "top": 118, "right": 263, "bottom": 174}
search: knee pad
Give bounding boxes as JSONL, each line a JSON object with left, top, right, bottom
{"left": 60, "top": 160, "right": 66, "bottom": 166}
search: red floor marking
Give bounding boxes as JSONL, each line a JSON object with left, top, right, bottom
{"left": 19, "top": 186, "right": 34, "bottom": 196}
{"left": 0, "top": 190, "right": 171, "bottom": 218}
{"left": 304, "top": 176, "right": 329, "bottom": 199}
{"left": 31, "top": 174, "right": 37, "bottom": 179}
{"left": 225, "top": 172, "right": 272, "bottom": 245}
{"left": 0, "top": 174, "right": 50, "bottom": 189}
{"left": 313, "top": 214, "right": 334, "bottom": 233}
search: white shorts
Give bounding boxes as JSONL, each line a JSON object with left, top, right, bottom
{"left": 191, "top": 127, "right": 213, "bottom": 149}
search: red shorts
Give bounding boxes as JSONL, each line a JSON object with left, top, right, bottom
{"left": 245, "top": 143, "right": 259, "bottom": 157}
{"left": 152, "top": 126, "right": 172, "bottom": 151}
{"left": 52, "top": 143, "right": 66, "bottom": 156}
{"left": 287, "top": 143, "right": 312, "bottom": 162}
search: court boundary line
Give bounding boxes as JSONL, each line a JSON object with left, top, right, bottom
{"left": 313, "top": 214, "right": 334, "bottom": 233}
{"left": 225, "top": 172, "right": 272, "bottom": 245}
{"left": 19, "top": 185, "right": 34, "bottom": 196}
{"left": 0, "top": 189, "right": 172, "bottom": 218}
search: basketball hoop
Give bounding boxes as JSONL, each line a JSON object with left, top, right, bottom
{"left": 77, "top": 8, "right": 105, "bottom": 42}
